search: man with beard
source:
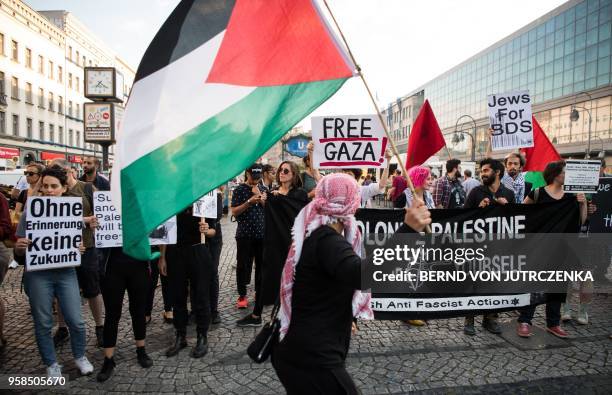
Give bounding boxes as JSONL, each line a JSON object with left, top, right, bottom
{"left": 501, "top": 153, "right": 531, "bottom": 203}
{"left": 462, "top": 158, "right": 515, "bottom": 336}
{"left": 79, "top": 156, "right": 110, "bottom": 191}
{"left": 433, "top": 159, "right": 465, "bottom": 209}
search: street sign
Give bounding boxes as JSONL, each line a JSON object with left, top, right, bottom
{"left": 284, "top": 135, "right": 309, "bottom": 158}
{"left": 84, "top": 102, "right": 115, "bottom": 143}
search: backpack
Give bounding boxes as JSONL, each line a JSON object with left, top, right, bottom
{"left": 448, "top": 181, "right": 466, "bottom": 209}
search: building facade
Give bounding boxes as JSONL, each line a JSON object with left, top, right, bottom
{"left": 0, "top": 0, "right": 134, "bottom": 169}
{"left": 384, "top": 0, "right": 611, "bottom": 165}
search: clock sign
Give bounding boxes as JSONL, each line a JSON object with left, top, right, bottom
{"left": 84, "top": 67, "right": 123, "bottom": 102}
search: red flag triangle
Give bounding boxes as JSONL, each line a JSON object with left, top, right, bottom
{"left": 405, "top": 100, "right": 446, "bottom": 168}
{"left": 520, "top": 116, "right": 561, "bottom": 172}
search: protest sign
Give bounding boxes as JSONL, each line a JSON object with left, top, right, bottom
{"left": 93, "top": 191, "right": 176, "bottom": 247}
{"left": 25, "top": 196, "right": 83, "bottom": 271}
{"left": 311, "top": 115, "right": 388, "bottom": 169}
{"left": 193, "top": 189, "right": 218, "bottom": 218}
{"left": 589, "top": 177, "right": 612, "bottom": 233}
{"left": 563, "top": 159, "right": 601, "bottom": 193}
{"left": 488, "top": 90, "right": 533, "bottom": 151}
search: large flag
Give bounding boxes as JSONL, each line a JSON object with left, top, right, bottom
{"left": 405, "top": 100, "right": 445, "bottom": 168}
{"left": 521, "top": 116, "right": 561, "bottom": 189}
{"left": 113, "top": 0, "right": 356, "bottom": 259}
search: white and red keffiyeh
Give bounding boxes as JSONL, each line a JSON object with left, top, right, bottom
{"left": 278, "top": 173, "right": 374, "bottom": 341}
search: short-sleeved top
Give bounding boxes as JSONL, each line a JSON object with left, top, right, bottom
{"left": 231, "top": 183, "right": 265, "bottom": 239}
{"left": 527, "top": 186, "right": 576, "bottom": 204}
{"left": 15, "top": 176, "right": 29, "bottom": 191}
{"left": 391, "top": 176, "right": 408, "bottom": 201}
{"left": 360, "top": 182, "right": 383, "bottom": 208}
{"left": 64, "top": 181, "right": 95, "bottom": 248}
{"left": 17, "top": 189, "right": 29, "bottom": 207}
{"left": 174, "top": 207, "right": 217, "bottom": 246}
{"left": 301, "top": 172, "right": 318, "bottom": 195}
{"left": 464, "top": 184, "right": 516, "bottom": 209}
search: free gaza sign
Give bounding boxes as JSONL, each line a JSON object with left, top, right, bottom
{"left": 311, "top": 115, "right": 388, "bottom": 169}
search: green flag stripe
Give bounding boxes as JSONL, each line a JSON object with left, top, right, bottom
{"left": 120, "top": 77, "right": 347, "bottom": 259}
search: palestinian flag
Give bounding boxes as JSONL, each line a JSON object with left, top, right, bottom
{"left": 521, "top": 116, "right": 561, "bottom": 189}
{"left": 113, "top": 0, "right": 356, "bottom": 259}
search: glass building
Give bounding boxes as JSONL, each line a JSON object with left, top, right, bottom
{"left": 385, "top": 0, "right": 611, "bottom": 162}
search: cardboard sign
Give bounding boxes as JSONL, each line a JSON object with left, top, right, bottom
{"left": 193, "top": 189, "right": 218, "bottom": 218}
{"left": 94, "top": 191, "right": 176, "bottom": 247}
{"left": 25, "top": 197, "right": 83, "bottom": 271}
{"left": 311, "top": 115, "right": 388, "bottom": 169}
{"left": 563, "top": 160, "right": 601, "bottom": 193}
{"left": 487, "top": 90, "right": 533, "bottom": 151}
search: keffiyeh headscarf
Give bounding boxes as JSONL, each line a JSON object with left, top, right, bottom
{"left": 278, "top": 173, "right": 374, "bottom": 341}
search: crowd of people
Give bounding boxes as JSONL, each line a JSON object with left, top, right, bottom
{"left": 0, "top": 145, "right": 609, "bottom": 393}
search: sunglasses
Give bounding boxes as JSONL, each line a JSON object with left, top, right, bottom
{"left": 279, "top": 168, "right": 291, "bottom": 175}
{"left": 24, "top": 171, "right": 39, "bottom": 176}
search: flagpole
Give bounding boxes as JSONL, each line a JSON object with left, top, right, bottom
{"left": 444, "top": 145, "right": 453, "bottom": 160}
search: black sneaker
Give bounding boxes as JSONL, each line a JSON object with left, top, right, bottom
{"left": 483, "top": 319, "right": 502, "bottom": 334}
{"left": 53, "top": 327, "right": 69, "bottom": 347}
{"left": 211, "top": 312, "right": 221, "bottom": 325}
{"left": 96, "top": 357, "right": 116, "bottom": 382}
{"left": 136, "top": 347, "right": 153, "bottom": 368}
{"left": 95, "top": 326, "right": 104, "bottom": 347}
{"left": 236, "top": 314, "right": 262, "bottom": 327}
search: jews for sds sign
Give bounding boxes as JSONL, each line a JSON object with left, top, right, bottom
{"left": 311, "top": 115, "right": 388, "bottom": 169}
{"left": 487, "top": 90, "right": 534, "bottom": 151}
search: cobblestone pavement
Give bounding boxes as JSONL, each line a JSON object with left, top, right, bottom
{"left": 1, "top": 217, "right": 611, "bottom": 394}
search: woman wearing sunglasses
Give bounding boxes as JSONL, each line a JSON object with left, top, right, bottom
{"left": 14, "top": 163, "right": 45, "bottom": 215}
{"left": 237, "top": 161, "right": 308, "bottom": 327}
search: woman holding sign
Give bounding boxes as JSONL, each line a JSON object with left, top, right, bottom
{"left": 14, "top": 166, "right": 94, "bottom": 377}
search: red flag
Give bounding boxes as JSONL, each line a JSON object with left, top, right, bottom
{"left": 520, "top": 116, "right": 561, "bottom": 171}
{"left": 405, "top": 100, "right": 446, "bottom": 168}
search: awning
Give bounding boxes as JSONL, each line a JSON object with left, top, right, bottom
{"left": 0, "top": 147, "right": 19, "bottom": 159}
{"left": 41, "top": 152, "right": 66, "bottom": 160}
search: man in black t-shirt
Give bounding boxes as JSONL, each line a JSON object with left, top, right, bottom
{"left": 463, "top": 158, "right": 514, "bottom": 336}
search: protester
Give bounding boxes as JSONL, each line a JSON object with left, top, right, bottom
{"left": 10, "top": 172, "right": 30, "bottom": 202}
{"left": 96, "top": 248, "right": 153, "bottom": 382}
{"left": 343, "top": 149, "right": 393, "bottom": 207}
{"left": 272, "top": 173, "right": 432, "bottom": 394}
{"left": 14, "top": 163, "right": 44, "bottom": 214}
{"left": 433, "top": 159, "right": 465, "bottom": 209}
{"left": 517, "top": 160, "right": 588, "bottom": 339}
{"left": 600, "top": 158, "right": 610, "bottom": 177}
{"left": 403, "top": 166, "right": 436, "bottom": 210}
{"left": 79, "top": 156, "right": 110, "bottom": 191}
{"left": 146, "top": 251, "right": 173, "bottom": 324}
{"left": 49, "top": 159, "right": 104, "bottom": 348}
{"left": 260, "top": 164, "right": 275, "bottom": 192}
{"left": 301, "top": 142, "right": 322, "bottom": 199}
{"left": 160, "top": 207, "right": 217, "bottom": 358}
{"left": 231, "top": 164, "right": 267, "bottom": 309}
{"left": 0, "top": 192, "right": 12, "bottom": 352}
{"left": 388, "top": 169, "right": 408, "bottom": 208}
{"left": 14, "top": 166, "right": 94, "bottom": 377}
{"left": 461, "top": 169, "right": 480, "bottom": 197}
{"left": 237, "top": 161, "right": 308, "bottom": 327}
{"left": 501, "top": 153, "right": 532, "bottom": 203}
{"left": 462, "top": 158, "right": 515, "bottom": 336}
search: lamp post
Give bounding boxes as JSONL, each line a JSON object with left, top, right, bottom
{"left": 569, "top": 91, "right": 593, "bottom": 159}
{"left": 453, "top": 115, "right": 477, "bottom": 161}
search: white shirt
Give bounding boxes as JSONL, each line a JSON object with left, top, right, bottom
{"left": 15, "top": 176, "right": 29, "bottom": 191}
{"left": 360, "top": 182, "right": 383, "bottom": 208}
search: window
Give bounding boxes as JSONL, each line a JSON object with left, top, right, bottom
{"left": 0, "top": 71, "right": 4, "bottom": 95}
{"left": 38, "top": 55, "right": 44, "bottom": 74}
{"left": 76, "top": 77, "right": 80, "bottom": 92}
{"left": 39, "top": 121, "right": 44, "bottom": 140}
{"left": 58, "top": 96, "right": 63, "bottom": 114}
{"left": 58, "top": 66, "right": 63, "bottom": 83}
{"left": 68, "top": 46, "right": 72, "bottom": 61}
{"left": 82, "top": 56, "right": 86, "bottom": 66}
{"left": 25, "top": 48, "right": 32, "bottom": 68}
{"left": 38, "top": 87, "right": 44, "bottom": 108}
{"left": 68, "top": 100, "right": 73, "bottom": 116}
{"left": 12, "top": 114, "right": 18, "bottom": 135}
{"left": 49, "top": 124, "right": 54, "bottom": 142}
{"left": 11, "top": 77, "right": 18, "bottom": 99}
{"left": 48, "top": 60, "right": 54, "bottom": 79}
{"left": 76, "top": 103, "right": 80, "bottom": 119}
{"left": 76, "top": 51, "right": 80, "bottom": 65}
{"left": 76, "top": 131, "right": 81, "bottom": 147}
{"left": 68, "top": 73, "right": 72, "bottom": 89}
{"left": 0, "top": 33, "right": 4, "bottom": 56}
{"left": 25, "top": 82, "right": 32, "bottom": 103}
{"left": 26, "top": 118, "right": 32, "bottom": 139}
{"left": 58, "top": 126, "right": 64, "bottom": 144}
{"left": 69, "top": 129, "right": 73, "bottom": 146}
{"left": 11, "top": 40, "right": 18, "bottom": 62}
{"left": 48, "top": 92, "right": 54, "bottom": 111}
{"left": 0, "top": 111, "right": 5, "bottom": 134}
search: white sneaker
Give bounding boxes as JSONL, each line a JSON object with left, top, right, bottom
{"left": 560, "top": 304, "right": 572, "bottom": 322}
{"left": 47, "top": 362, "right": 62, "bottom": 377}
{"left": 576, "top": 306, "right": 589, "bottom": 325}
{"left": 8, "top": 260, "right": 18, "bottom": 269}
{"left": 75, "top": 356, "right": 94, "bottom": 375}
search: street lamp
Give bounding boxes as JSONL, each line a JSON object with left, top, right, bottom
{"left": 569, "top": 91, "right": 592, "bottom": 159}
{"left": 595, "top": 136, "right": 606, "bottom": 159}
{"left": 453, "top": 115, "right": 477, "bottom": 161}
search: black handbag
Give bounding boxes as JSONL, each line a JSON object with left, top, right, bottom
{"left": 247, "top": 301, "right": 280, "bottom": 363}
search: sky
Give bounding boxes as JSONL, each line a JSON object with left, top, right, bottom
{"left": 27, "top": 0, "right": 567, "bottom": 127}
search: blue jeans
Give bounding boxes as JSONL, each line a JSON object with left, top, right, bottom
{"left": 24, "top": 268, "right": 86, "bottom": 366}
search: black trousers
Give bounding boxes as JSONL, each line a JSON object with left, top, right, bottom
{"left": 147, "top": 258, "right": 172, "bottom": 314}
{"left": 102, "top": 259, "right": 150, "bottom": 348}
{"left": 235, "top": 238, "right": 263, "bottom": 298}
{"left": 208, "top": 241, "right": 222, "bottom": 314}
{"left": 272, "top": 355, "right": 358, "bottom": 395}
{"left": 166, "top": 244, "right": 212, "bottom": 335}
{"left": 518, "top": 293, "right": 565, "bottom": 327}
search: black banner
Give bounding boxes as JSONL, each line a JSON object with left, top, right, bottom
{"left": 355, "top": 199, "right": 584, "bottom": 320}
{"left": 589, "top": 177, "right": 612, "bottom": 233}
